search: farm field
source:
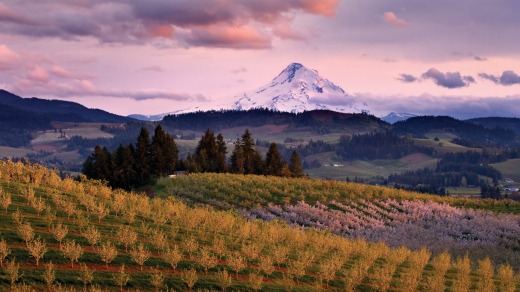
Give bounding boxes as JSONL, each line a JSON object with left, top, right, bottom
{"left": 31, "top": 125, "right": 114, "bottom": 145}
{"left": 445, "top": 187, "right": 481, "bottom": 197}
{"left": 493, "top": 159, "right": 520, "bottom": 183}
{"left": 0, "top": 147, "right": 35, "bottom": 159}
{"left": 1, "top": 161, "right": 520, "bottom": 291}
{"left": 161, "top": 173, "right": 520, "bottom": 269}
{"left": 413, "top": 138, "right": 480, "bottom": 155}
{"left": 306, "top": 153, "right": 437, "bottom": 180}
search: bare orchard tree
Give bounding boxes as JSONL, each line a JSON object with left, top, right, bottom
{"left": 50, "top": 222, "right": 68, "bottom": 248}
{"left": 0, "top": 189, "right": 11, "bottom": 214}
{"left": 60, "top": 240, "right": 83, "bottom": 268}
{"left": 98, "top": 241, "right": 118, "bottom": 270}
{"left": 27, "top": 237, "right": 47, "bottom": 267}
{"left": 129, "top": 243, "right": 151, "bottom": 271}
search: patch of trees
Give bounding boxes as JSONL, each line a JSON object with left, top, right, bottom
{"left": 481, "top": 184, "right": 501, "bottom": 199}
{"left": 183, "top": 129, "right": 305, "bottom": 178}
{"left": 336, "top": 130, "right": 434, "bottom": 161}
{"left": 162, "top": 109, "right": 294, "bottom": 131}
{"left": 295, "top": 140, "right": 335, "bottom": 157}
{"left": 161, "top": 108, "right": 385, "bottom": 132}
{"left": 83, "top": 126, "right": 305, "bottom": 190}
{"left": 0, "top": 104, "right": 52, "bottom": 147}
{"left": 436, "top": 152, "right": 503, "bottom": 180}
{"left": 393, "top": 116, "right": 518, "bottom": 147}
{"left": 387, "top": 150, "right": 508, "bottom": 196}
{"left": 82, "top": 125, "right": 178, "bottom": 190}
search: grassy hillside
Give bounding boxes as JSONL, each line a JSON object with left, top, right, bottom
{"left": 159, "top": 173, "right": 520, "bottom": 272}
{"left": 493, "top": 159, "right": 520, "bottom": 182}
{"left": 305, "top": 153, "right": 438, "bottom": 181}
{"left": 1, "top": 161, "right": 519, "bottom": 291}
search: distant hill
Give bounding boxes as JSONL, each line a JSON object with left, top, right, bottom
{"left": 161, "top": 108, "right": 388, "bottom": 133}
{"left": 0, "top": 89, "right": 132, "bottom": 123}
{"left": 0, "top": 89, "right": 133, "bottom": 147}
{"left": 393, "top": 115, "right": 518, "bottom": 147}
{"left": 381, "top": 112, "right": 417, "bottom": 124}
{"left": 466, "top": 117, "right": 520, "bottom": 134}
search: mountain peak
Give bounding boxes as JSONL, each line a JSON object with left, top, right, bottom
{"left": 278, "top": 63, "right": 304, "bottom": 82}
{"left": 231, "top": 63, "right": 368, "bottom": 114}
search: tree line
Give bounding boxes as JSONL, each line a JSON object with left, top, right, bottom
{"left": 82, "top": 126, "right": 305, "bottom": 190}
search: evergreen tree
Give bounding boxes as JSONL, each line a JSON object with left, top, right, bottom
{"left": 134, "top": 127, "right": 152, "bottom": 185}
{"left": 251, "top": 149, "right": 265, "bottom": 175}
{"left": 265, "top": 143, "right": 285, "bottom": 176}
{"left": 112, "top": 144, "right": 136, "bottom": 190}
{"left": 216, "top": 133, "right": 228, "bottom": 173}
{"left": 241, "top": 129, "right": 256, "bottom": 174}
{"left": 230, "top": 139, "right": 245, "bottom": 174}
{"left": 184, "top": 152, "right": 200, "bottom": 173}
{"left": 151, "top": 124, "right": 178, "bottom": 176}
{"left": 82, "top": 145, "right": 112, "bottom": 182}
{"left": 289, "top": 150, "right": 305, "bottom": 178}
{"left": 195, "top": 129, "right": 219, "bottom": 172}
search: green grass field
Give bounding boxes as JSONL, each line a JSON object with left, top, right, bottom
{"left": 306, "top": 153, "right": 438, "bottom": 180}
{"left": 413, "top": 138, "right": 480, "bottom": 155}
{"left": 492, "top": 159, "right": 520, "bottom": 182}
{"left": 0, "top": 146, "right": 35, "bottom": 159}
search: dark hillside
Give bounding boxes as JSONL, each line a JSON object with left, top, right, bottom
{"left": 467, "top": 117, "right": 520, "bottom": 134}
{"left": 393, "top": 116, "right": 518, "bottom": 147}
{"left": 0, "top": 89, "right": 132, "bottom": 123}
{"left": 161, "top": 108, "right": 387, "bottom": 133}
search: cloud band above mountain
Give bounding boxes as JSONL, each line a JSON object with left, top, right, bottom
{"left": 0, "top": 0, "right": 339, "bottom": 49}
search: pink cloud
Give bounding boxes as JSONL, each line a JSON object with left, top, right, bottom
{"left": 49, "top": 65, "right": 73, "bottom": 78}
{"left": 383, "top": 11, "right": 409, "bottom": 27}
{"left": 299, "top": 0, "right": 340, "bottom": 16}
{"left": 27, "top": 67, "right": 49, "bottom": 82}
{"left": 184, "top": 25, "right": 272, "bottom": 49}
{"left": 0, "top": 44, "right": 20, "bottom": 70}
{"left": 0, "top": 1, "right": 340, "bottom": 49}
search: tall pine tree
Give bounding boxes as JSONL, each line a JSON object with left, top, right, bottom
{"left": 241, "top": 129, "right": 257, "bottom": 174}
{"left": 195, "top": 129, "right": 219, "bottom": 172}
{"left": 289, "top": 150, "right": 305, "bottom": 178}
{"left": 151, "top": 124, "right": 178, "bottom": 176}
{"left": 112, "top": 144, "right": 136, "bottom": 190}
{"left": 216, "top": 133, "right": 228, "bottom": 173}
{"left": 265, "top": 143, "right": 285, "bottom": 176}
{"left": 134, "top": 127, "right": 152, "bottom": 185}
{"left": 230, "top": 138, "right": 245, "bottom": 174}
{"left": 82, "top": 145, "right": 112, "bottom": 182}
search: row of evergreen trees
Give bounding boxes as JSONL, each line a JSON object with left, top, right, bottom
{"left": 82, "top": 125, "right": 178, "bottom": 190}
{"left": 184, "top": 128, "right": 305, "bottom": 178}
{"left": 82, "top": 125, "right": 305, "bottom": 190}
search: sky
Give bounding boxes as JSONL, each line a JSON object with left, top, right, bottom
{"left": 0, "top": 0, "right": 520, "bottom": 119}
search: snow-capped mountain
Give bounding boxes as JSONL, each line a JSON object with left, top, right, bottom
{"left": 381, "top": 112, "right": 417, "bottom": 124}
{"left": 231, "top": 63, "right": 368, "bottom": 113}
{"left": 129, "top": 63, "right": 369, "bottom": 120}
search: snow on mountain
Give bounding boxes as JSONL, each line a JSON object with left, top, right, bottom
{"left": 130, "top": 63, "right": 369, "bottom": 120}
{"left": 381, "top": 112, "right": 417, "bottom": 124}
{"left": 231, "top": 63, "right": 369, "bottom": 114}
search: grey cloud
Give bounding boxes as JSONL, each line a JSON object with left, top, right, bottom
{"left": 473, "top": 56, "right": 488, "bottom": 61}
{"left": 141, "top": 66, "right": 163, "bottom": 73}
{"left": 397, "top": 74, "right": 417, "bottom": 83}
{"left": 355, "top": 93, "right": 520, "bottom": 119}
{"left": 479, "top": 70, "right": 520, "bottom": 86}
{"left": 231, "top": 67, "right": 247, "bottom": 74}
{"left": 500, "top": 71, "right": 520, "bottom": 86}
{"left": 0, "top": 0, "right": 339, "bottom": 49}
{"left": 422, "top": 68, "right": 474, "bottom": 89}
